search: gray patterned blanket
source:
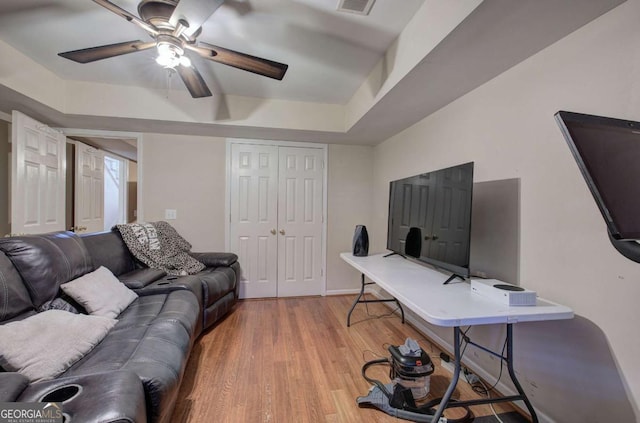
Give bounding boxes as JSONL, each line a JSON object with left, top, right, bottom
{"left": 115, "top": 221, "right": 205, "bottom": 276}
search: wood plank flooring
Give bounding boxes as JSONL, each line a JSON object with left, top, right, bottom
{"left": 171, "top": 295, "right": 525, "bottom": 422}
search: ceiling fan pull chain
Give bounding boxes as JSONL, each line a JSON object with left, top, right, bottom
{"left": 166, "top": 69, "right": 173, "bottom": 99}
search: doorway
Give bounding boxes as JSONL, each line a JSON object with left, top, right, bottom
{"left": 2, "top": 111, "right": 141, "bottom": 236}
{"left": 67, "top": 140, "right": 136, "bottom": 233}
{"left": 103, "top": 154, "right": 127, "bottom": 231}
{"left": 227, "top": 140, "right": 327, "bottom": 299}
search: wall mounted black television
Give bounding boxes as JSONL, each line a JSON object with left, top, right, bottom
{"left": 386, "top": 162, "right": 474, "bottom": 283}
{"left": 555, "top": 110, "right": 640, "bottom": 263}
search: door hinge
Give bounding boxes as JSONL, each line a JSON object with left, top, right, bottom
{"left": 321, "top": 268, "right": 324, "bottom": 277}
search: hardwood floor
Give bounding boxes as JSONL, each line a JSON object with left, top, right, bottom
{"left": 171, "top": 295, "right": 524, "bottom": 422}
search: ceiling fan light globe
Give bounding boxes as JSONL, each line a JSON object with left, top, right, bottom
{"left": 155, "top": 54, "right": 174, "bottom": 67}
{"left": 179, "top": 56, "right": 192, "bottom": 67}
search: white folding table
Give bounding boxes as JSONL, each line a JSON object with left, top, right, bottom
{"left": 341, "top": 252, "right": 574, "bottom": 422}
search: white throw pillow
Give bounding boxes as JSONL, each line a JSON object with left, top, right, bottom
{"left": 0, "top": 310, "right": 117, "bottom": 382}
{"left": 61, "top": 266, "right": 138, "bottom": 319}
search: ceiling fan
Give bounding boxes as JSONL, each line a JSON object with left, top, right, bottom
{"left": 58, "top": 0, "right": 289, "bottom": 98}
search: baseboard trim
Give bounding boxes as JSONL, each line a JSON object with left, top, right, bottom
{"left": 325, "top": 288, "right": 361, "bottom": 296}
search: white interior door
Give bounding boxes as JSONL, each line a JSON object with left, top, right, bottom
{"left": 74, "top": 141, "right": 105, "bottom": 234}
{"left": 10, "top": 111, "right": 66, "bottom": 234}
{"left": 230, "top": 144, "right": 279, "bottom": 298}
{"left": 277, "top": 147, "right": 324, "bottom": 297}
{"left": 229, "top": 142, "right": 325, "bottom": 299}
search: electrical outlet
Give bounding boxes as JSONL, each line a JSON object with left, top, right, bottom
{"left": 165, "top": 209, "right": 177, "bottom": 220}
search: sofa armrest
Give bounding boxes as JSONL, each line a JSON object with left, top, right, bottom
{"left": 0, "top": 372, "right": 29, "bottom": 401}
{"left": 118, "top": 268, "right": 167, "bottom": 289}
{"left": 190, "top": 252, "right": 238, "bottom": 267}
{"left": 18, "top": 371, "right": 146, "bottom": 423}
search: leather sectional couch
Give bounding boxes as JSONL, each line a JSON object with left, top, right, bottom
{"left": 0, "top": 229, "right": 240, "bottom": 423}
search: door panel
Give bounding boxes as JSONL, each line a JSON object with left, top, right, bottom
{"left": 277, "top": 147, "right": 323, "bottom": 297}
{"left": 74, "top": 141, "right": 105, "bottom": 234}
{"left": 11, "top": 111, "right": 65, "bottom": 234}
{"left": 229, "top": 143, "right": 325, "bottom": 298}
{"left": 230, "top": 144, "right": 279, "bottom": 298}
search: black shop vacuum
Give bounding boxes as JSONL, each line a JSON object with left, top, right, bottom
{"left": 357, "top": 338, "right": 472, "bottom": 423}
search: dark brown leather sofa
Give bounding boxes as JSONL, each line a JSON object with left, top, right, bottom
{"left": 0, "top": 229, "right": 239, "bottom": 423}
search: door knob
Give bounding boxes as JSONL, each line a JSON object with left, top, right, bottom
{"left": 270, "top": 229, "right": 276, "bottom": 235}
{"left": 279, "top": 229, "right": 285, "bottom": 235}
{"left": 432, "top": 235, "right": 439, "bottom": 241}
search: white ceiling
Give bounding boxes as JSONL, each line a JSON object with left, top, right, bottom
{"left": 0, "top": 0, "right": 425, "bottom": 104}
{"left": 0, "top": 0, "right": 628, "bottom": 145}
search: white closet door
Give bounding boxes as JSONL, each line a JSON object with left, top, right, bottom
{"left": 74, "top": 141, "right": 105, "bottom": 234}
{"left": 10, "top": 111, "right": 66, "bottom": 234}
{"left": 277, "top": 147, "right": 324, "bottom": 297}
{"left": 229, "top": 143, "right": 325, "bottom": 298}
{"left": 230, "top": 144, "right": 279, "bottom": 298}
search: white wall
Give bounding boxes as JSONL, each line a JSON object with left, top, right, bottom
{"left": 326, "top": 144, "right": 374, "bottom": 293}
{"left": 371, "top": 1, "right": 640, "bottom": 421}
{"left": 141, "top": 136, "right": 375, "bottom": 292}
{"left": 141, "top": 133, "right": 227, "bottom": 251}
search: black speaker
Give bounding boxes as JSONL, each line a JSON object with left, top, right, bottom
{"left": 352, "top": 225, "right": 369, "bottom": 257}
{"left": 405, "top": 227, "right": 422, "bottom": 258}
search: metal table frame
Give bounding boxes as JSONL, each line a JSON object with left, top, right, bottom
{"left": 430, "top": 324, "right": 538, "bottom": 422}
{"left": 346, "top": 273, "right": 405, "bottom": 327}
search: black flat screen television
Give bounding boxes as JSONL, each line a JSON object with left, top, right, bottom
{"left": 386, "top": 162, "right": 474, "bottom": 282}
{"left": 555, "top": 111, "right": 640, "bottom": 240}
{"left": 555, "top": 110, "right": 640, "bottom": 264}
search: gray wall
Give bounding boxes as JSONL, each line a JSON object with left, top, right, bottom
{"left": 371, "top": 1, "right": 640, "bottom": 421}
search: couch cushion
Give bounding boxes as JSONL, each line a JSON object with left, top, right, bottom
{"left": 0, "top": 372, "right": 30, "bottom": 402}
{"left": 0, "top": 310, "right": 117, "bottom": 382}
{"left": 0, "top": 232, "right": 94, "bottom": 308}
{"left": 0, "top": 253, "right": 33, "bottom": 322}
{"left": 198, "top": 266, "right": 237, "bottom": 308}
{"left": 64, "top": 291, "right": 199, "bottom": 423}
{"left": 61, "top": 266, "right": 138, "bottom": 319}
{"left": 80, "top": 230, "right": 137, "bottom": 276}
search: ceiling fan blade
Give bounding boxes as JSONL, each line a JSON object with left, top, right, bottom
{"left": 93, "top": 0, "right": 158, "bottom": 35}
{"left": 176, "top": 64, "right": 213, "bottom": 98}
{"left": 169, "top": 0, "right": 225, "bottom": 38}
{"left": 185, "top": 43, "right": 288, "bottom": 80}
{"left": 58, "top": 41, "right": 155, "bottom": 64}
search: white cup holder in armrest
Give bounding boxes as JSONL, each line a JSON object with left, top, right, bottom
{"left": 39, "top": 384, "right": 82, "bottom": 404}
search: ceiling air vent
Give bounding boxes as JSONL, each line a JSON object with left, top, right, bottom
{"left": 337, "top": 0, "right": 376, "bottom": 15}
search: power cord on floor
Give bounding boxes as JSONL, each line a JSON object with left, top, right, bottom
{"left": 362, "top": 292, "right": 400, "bottom": 318}
{"left": 477, "top": 379, "right": 504, "bottom": 423}
{"left": 464, "top": 336, "right": 509, "bottom": 423}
